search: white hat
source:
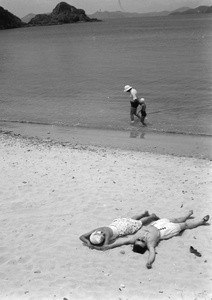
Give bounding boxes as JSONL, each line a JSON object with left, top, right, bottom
{"left": 124, "top": 85, "right": 132, "bottom": 92}
{"left": 140, "top": 98, "right": 145, "bottom": 102}
{"left": 90, "top": 231, "right": 104, "bottom": 244}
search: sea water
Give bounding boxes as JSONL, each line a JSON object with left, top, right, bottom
{"left": 0, "top": 15, "right": 212, "bottom": 136}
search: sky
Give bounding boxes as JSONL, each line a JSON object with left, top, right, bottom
{"left": 0, "top": 0, "right": 211, "bottom": 18}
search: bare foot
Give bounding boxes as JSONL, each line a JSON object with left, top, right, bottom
{"left": 202, "top": 215, "right": 209, "bottom": 223}
{"left": 144, "top": 211, "right": 150, "bottom": 217}
{"left": 188, "top": 210, "right": 193, "bottom": 217}
{"left": 151, "top": 213, "right": 159, "bottom": 221}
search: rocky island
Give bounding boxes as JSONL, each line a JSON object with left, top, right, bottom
{"left": 0, "top": 6, "right": 24, "bottom": 29}
{"left": 28, "top": 2, "right": 100, "bottom": 26}
{"left": 0, "top": 2, "right": 100, "bottom": 30}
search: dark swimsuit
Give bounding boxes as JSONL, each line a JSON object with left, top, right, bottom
{"left": 130, "top": 99, "right": 139, "bottom": 108}
{"left": 141, "top": 104, "right": 147, "bottom": 117}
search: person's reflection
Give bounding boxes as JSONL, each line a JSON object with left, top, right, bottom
{"left": 140, "top": 131, "right": 145, "bottom": 139}
{"left": 130, "top": 128, "right": 146, "bottom": 139}
{"left": 130, "top": 128, "right": 139, "bottom": 138}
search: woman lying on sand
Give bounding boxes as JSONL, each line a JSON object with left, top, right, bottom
{"left": 89, "top": 210, "right": 210, "bottom": 269}
{"left": 79, "top": 210, "right": 159, "bottom": 247}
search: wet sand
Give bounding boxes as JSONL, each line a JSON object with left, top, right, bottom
{"left": 0, "top": 121, "right": 212, "bottom": 159}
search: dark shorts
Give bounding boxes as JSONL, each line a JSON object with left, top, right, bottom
{"left": 130, "top": 100, "right": 139, "bottom": 108}
{"left": 141, "top": 111, "right": 147, "bottom": 117}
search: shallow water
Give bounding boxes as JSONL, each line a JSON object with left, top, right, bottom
{"left": 0, "top": 15, "right": 212, "bottom": 136}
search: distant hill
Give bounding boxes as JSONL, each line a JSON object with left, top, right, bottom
{"left": 21, "top": 5, "right": 212, "bottom": 25}
{"left": 89, "top": 11, "right": 137, "bottom": 19}
{"left": 21, "top": 13, "right": 36, "bottom": 23}
{"left": 28, "top": 2, "right": 100, "bottom": 26}
{"left": 0, "top": 6, "right": 24, "bottom": 29}
{"left": 88, "top": 10, "right": 169, "bottom": 19}
{"left": 171, "top": 7, "right": 191, "bottom": 13}
{"left": 4, "top": 3, "right": 212, "bottom": 31}
{"left": 88, "top": 7, "right": 191, "bottom": 19}
{"left": 170, "top": 5, "right": 212, "bottom": 15}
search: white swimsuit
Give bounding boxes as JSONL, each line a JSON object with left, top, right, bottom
{"left": 151, "top": 219, "right": 181, "bottom": 240}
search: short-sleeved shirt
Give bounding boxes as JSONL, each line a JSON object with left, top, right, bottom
{"left": 130, "top": 88, "right": 138, "bottom": 100}
{"left": 129, "top": 88, "right": 139, "bottom": 108}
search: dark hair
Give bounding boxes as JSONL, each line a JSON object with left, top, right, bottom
{"left": 132, "top": 243, "right": 147, "bottom": 254}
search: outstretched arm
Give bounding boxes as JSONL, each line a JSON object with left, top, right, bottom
{"left": 92, "top": 237, "right": 135, "bottom": 251}
{"left": 80, "top": 227, "right": 112, "bottom": 248}
{"left": 146, "top": 245, "right": 156, "bottom": 269}
{"left": 79, "top": 230, "right": 94, "bottom": 247}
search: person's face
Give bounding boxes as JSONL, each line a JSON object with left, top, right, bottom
{"left": 135, "top": 238, "right": 146, "bottom": 249}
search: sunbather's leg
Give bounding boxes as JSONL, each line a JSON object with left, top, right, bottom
{"left": 178, "top": 215, "right": 209, "bottom": 231}
{"left": 169, "top": 210, "right": 193, "bottom": 223}
{"left": 132, "top": 211, "right": 149, "bottom": 220}
{"left": 141, "top": 214, "right": 159, "bottom": 225}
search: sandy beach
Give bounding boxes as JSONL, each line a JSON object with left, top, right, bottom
{"left": 0, "top": 127, "right": 212, "bottom": 300}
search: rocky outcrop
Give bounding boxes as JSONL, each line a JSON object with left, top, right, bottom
{"left": 28, "top": 2, "right": 99, "bottom": 26}
{"left": 0, "top": 6, "right": 24, "bottom": 29}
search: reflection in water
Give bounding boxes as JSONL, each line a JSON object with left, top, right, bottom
{"left": 130, "top": 128, "right": 146, "bottom": 139}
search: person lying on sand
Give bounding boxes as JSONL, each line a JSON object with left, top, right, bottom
{"left": 79, "top": 210, "right": 159, "bottom": 248}
{"left": 90, "top": 210, "right": 210, "bottom": 269}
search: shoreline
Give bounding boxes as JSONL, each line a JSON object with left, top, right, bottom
{"left": 0, "top": 121, "right": 212, "bottom": 160}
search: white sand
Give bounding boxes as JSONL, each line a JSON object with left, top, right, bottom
{"left": 0, "top": 132, "right": 211, "bottom": 300}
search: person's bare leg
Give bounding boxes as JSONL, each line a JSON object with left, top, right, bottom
{"left": 136, "top": 111, "right": 141, "bottom": 119}
{"left": 130, "top": 107, "right": 136, "bottom": 122}
{"left": 141, "top": 214, "right": 159, "bottom": 225}
{"left": 178, "top": 215, "right": 209, "bottom": 231}
{"left": 132, "top": 211, "right": 149, "bottom": 220}
{"left": 140, "top": 115, "right": 147, "bottom": 126}
{"left": 169, "top": 210, "right": 193, "bottom": 223}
